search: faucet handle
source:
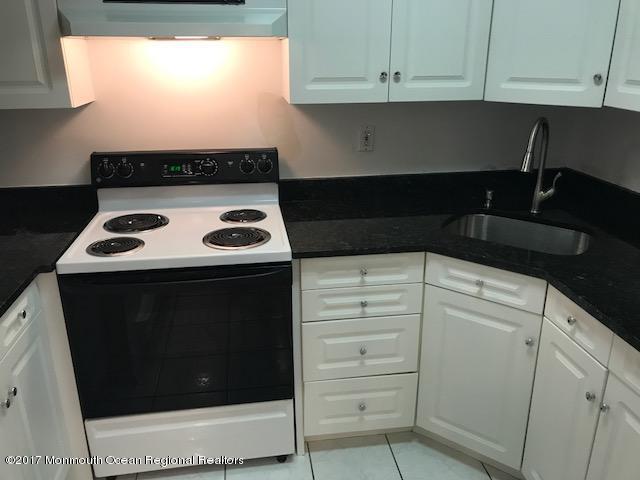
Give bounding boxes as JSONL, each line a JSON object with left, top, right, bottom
{"left": 541, "top": 172, "right": 562, "bottom": 200}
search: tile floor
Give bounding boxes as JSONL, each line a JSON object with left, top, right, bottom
{"left": 116, "top": 433, "right": 520, "bottom": 480}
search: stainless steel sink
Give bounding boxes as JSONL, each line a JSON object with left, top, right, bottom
{"left": 444, "top": 214, "right": 591, "bottom": 256}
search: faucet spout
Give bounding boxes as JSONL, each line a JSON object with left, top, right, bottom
{"left": 521, "top": 117, "right": 556, "bottom": 214}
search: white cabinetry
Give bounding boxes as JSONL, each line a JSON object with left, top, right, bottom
{"left": 0, "top": 282, "right": 71, "bottom": 480}
{"left": 285, "top": 0, "right": 492, "bottom": 104}
{"left": 285, "top": 0, "right": 393, "bottom": 104}
{"left": 522, "top": 319, "right": 607, "bottom": 480}
{"left": 388, "top": 0, "right": 492, "bottom": 102}
{"left": 605, "top": 0, "right": 640, "bottom": 112}
{"left": 586, "top": 337, "right": 640, "bottom": 480}
{"left": 485, "top": 0, "right": 620, "bottom": 107}
{"left": 0, "top": 0, "right": 94, "bottom": 109}
{"left": 301, "top": 253, "right": 424, "bottom": 437}
{"left": 416, "top": 284, "right": 542, "bottom": 469}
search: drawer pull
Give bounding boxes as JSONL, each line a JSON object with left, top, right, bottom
{"left": 475, "top": 279, "right": 485, "bottom": 288}
{"left": 359, "top": 346, "right": 368, "bottom": 356}
{"left": 585, "top": 392, "right": 597, "bottom": 402}
{"left": 360, "top": 300, "right": 369, "bottom": 308}
{"left": 360, "top": 268, "right": 368, "bottom": 277}
{"left": 358, "top": 403, "right": 367, "bottom": 412}
{"left": 567, "top": 316, "right": 577, "bottom": 326}
{"left": 20, "top": 310, "right": 27, "bottom": 319}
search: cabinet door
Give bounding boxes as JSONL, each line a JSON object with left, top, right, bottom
{"left": 522, "top": 319, "right": 607, "bottom": 480}
{"left": 4, "top": 315, "right": 70, "bottom": 480}
{"left": 286, "top": 0, "right": 393, "bottom": 104}
{"left": 0, "top": 0, "right": 93, "bottom": 109}
{"left": 0, "top": 353, "right": 30, "bottom": 480}
{"left": 586, "top": 374, "right": 640, "bottom": 480}
{"left": 389, "top": 0, "right": 492, "bottom": 102}
{"left": 605, "top": 0, "right": 640, "bottom": 112}
{"left": 485, "top": 0, "right": 620, "bottom": 107}
{"left": 416, "top": 286, "right": 542, "bottom": 469}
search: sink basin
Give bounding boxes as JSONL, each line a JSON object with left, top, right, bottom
{"left": 444, "top": 214, "right": 591, "bottom": 256}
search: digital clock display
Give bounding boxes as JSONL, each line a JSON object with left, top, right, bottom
{"left": 168, "top": 165, "right": 182, "bottom": 173}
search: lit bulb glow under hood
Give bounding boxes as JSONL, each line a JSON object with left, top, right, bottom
{"left": 58, "top": 0, "right": 287, "bottom": 37}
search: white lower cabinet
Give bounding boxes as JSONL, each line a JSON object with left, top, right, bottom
{"left": 0, "top": 308, "right": 70, "bottom": 480}
{"left": 416, "top": 285, "right": 542, "bottom": 469}
{"left": 522, "top": 319, "right": 607, "bottom": 480}
{"left": 586, "top": 374, "right": 640, "bottom": 480}
{"left": 302, "top": 314, "right": 420, "bottom": 382}
{"left": 304, "top": 373, "right": 418, "bottom": 437}
{"left": 586, "top": 338, "right": 640, "bottom": 480}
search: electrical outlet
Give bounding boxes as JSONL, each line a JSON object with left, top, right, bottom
{"left": 358, "top": 125, "right": 376, "bottom": 152}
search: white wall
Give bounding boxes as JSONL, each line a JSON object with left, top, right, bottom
{"left": 561, "top": 106, "right": 640, "bottom": 193}
{"left": 0, "top": 38, "right": 583, "bottom": 187}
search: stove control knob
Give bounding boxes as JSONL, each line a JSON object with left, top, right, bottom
{"left": 240, "top": 158, "right": 256, "bottom": 175}
{"left": 98, "top": 159, "right": 115, "bottom": 179}
{"left": 116, "top": 159, "right": 134, "bottom": 179}
{"left": 257, "top": 158, "right": 273, "bottom": 174}
{"left": 200, "top": 159, "right": 218, "bottom": 176}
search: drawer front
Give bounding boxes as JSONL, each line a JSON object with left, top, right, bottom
{"left": 425, "top": 253, "right": 547, "bottom": 314}
{"left": 0, "top": 283, "right": 41, "bottom": 362}
{"left": 301, "top": 253, "right": 425, "bottom": 290}
{"left": 545, "top": 285, "right": 613, "bottom": 365}
{"left": 304, "top": 373, "right": 418, "bottom": 437}
{"left": 302, "top": 314, "right": 421, "bottom": 382}
{"left": 609, "top": 336, "right": 640, "bottom": 396}
{"left": 302, "top": 284, "right": 423, "bottom": 323}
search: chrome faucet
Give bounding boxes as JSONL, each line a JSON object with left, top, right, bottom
{"left": 521, "top": 117, "right": 562, "bottom": 214}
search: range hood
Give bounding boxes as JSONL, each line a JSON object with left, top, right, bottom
{"left": 58, "top": 0, "right": 287, "bottom": 37}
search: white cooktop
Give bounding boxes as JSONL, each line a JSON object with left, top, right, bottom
{"left": 56, "top": 184, "right": 291, "bottom": 274}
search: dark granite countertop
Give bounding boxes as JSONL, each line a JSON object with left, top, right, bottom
{"left": 0, "top": 186, "right": 96, "bottom": 318}
{"left": 281, "top": 169, "right": 640, "bottom": 352}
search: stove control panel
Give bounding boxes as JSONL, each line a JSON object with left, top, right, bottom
{"left": 91, "top": 149, "right": 279, "bottom": 187}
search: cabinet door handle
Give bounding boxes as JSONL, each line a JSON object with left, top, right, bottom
{"left": 525, "top": 337, "right": 536, "bottom": 347}
{"left": 393, "top": 71, "right": 402, "bottom": 82}
{"left": 380, "top": 72, "right": 388, "bottom": 83}
{"left": 358, "top": 403, "right": 367, "bottom": 412}
{"left": 1, "top": 397, "right": 10, "bottom": 409}
{"left": 586, "top": 392, "right": 597, "bottom": 402}
{"left": 600, "top": 403, "right": 610, "bottom": 413}
{"left": 567, "top": 316, "right": 577, "bottom": 326}
{"left": 593, "top": 73, "right": 603, "bottom": 86}
{"left": 8, "top": 387, "right": 17, "bottom": 398}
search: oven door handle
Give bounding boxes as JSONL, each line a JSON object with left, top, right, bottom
{"left": 62, "top": 266, "right": 291, "bottom": 289}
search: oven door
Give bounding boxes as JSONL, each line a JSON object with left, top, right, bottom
{"left": 58, "top": 263, "right": 292, "bottom": 419}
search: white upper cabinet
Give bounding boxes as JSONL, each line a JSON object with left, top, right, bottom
{"left": 522, "top": 319, "right": 607, "bottom": 480}
{"left": 605, "top": 0, "right": 640, "bottom": 112}
{"left": 389, "top": 0, "right": 492, "bottom": 102}
{"left": 485, "top": 0, "right": 620, "bottom": 107}
{"left": 285, "top": 0, "right": 393, "bottom": 104}
{"left": 285, "top": 0, "right": 493, "bottom": 104}
{"left": 416, "top": 285, "right": 542, "bottom": 470}
{"left": 0, "top": 0, "right": 94, "bottom": 109}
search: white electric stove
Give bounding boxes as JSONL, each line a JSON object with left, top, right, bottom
{"left": 56, "top": 149, "right": 295, "bottom": 478}
{"left": 57, "top": 183, "right": 291, "bottom": 274}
